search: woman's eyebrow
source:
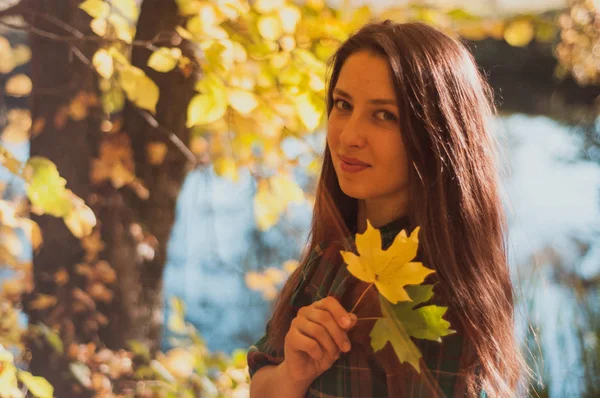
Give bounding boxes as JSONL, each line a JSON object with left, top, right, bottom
{"left": 333, "top": 88, "right": 397, "bottom": 105}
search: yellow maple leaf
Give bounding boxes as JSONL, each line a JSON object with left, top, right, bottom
{"left": 340, "top": 221, "right": 434, "bottom": 304}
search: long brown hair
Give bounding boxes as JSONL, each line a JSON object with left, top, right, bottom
{"left": 267, "top": 21, "right": 527, "bottom": 397}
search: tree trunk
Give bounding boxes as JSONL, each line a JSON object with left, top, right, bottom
{"left": 99, "top": 0, "right": 197, "bottom": 351}
{"left": 25, "top": 0, "right": 197, "bottom": 394}
{"left": 26, "top": 0, "right": 100, "bottom": 394}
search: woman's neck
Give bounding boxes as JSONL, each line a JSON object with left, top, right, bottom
{"left": 356, "top": 195, "right": 408, "bottom": 232}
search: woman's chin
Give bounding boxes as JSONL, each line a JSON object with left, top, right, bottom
{"left": 339, "top": 185, "right": 369, "bottom": 200}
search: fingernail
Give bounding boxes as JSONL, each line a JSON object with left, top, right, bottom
{"left": 343, "top": 342, "right": 351, "bottom": 352}
{"left": 350, "top": 314, "right": 357, "bottom": 323}
{"left": 341, "top": 316, "right": 351, "bottom": 328}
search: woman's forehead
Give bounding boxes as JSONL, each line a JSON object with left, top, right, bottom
{"left": 335, "top": 52, "right": 396, "bottom": 100}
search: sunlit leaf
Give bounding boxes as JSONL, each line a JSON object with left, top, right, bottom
{"left": 187, "top": 74, "right": 227, "bottom": 126}
{"left": 175, "top": 0, "right": 202, "bottom": 16}
{"left": 69, "top": 362, "right": 92, "bottom": 388}
{"left": 371, "top": 287, "right": 455, "bottom": 373}
{"left": 504, "top": 19, "right": 535, "bottom": 47}
{"left": 12, "top": 45, "right": 31, "bottom": 67}
{"left": 79, "top": 0, "right": 110, "bottom": 19}
{"left": 119, "top": 65, "right": 159, "bottom": 113}
{"left": 1, "top": 109, "right": 32, "bottom": 144}
{"left": 5, "top": 74, "right": 32, "bottom": 97}
{"left": 108, "top": 13, "right": 134, "bottom": 43}
{"left": 0, "top": 362, "right": 19, "bottom": 398}
{"left": 257, "top": 15, "right": 283, "bottom": 41}
{"left": 227, "top": 88, "right": 259, "bottom": 115}
{"left": 340, "top": 222, "right": 434, "bottom": 304}
{"left": 146, "top": 141, "right": 168, "bottom": 165}
{"left": 110, "top": 0, "right": 139, "bottom": 21}
{"left": 26, "top": 157, "right": 72, "bottom": 218}
{"left": 63, "top": 192, "right": 96, "bottom": 238}
{"left": 90, "top": 18, "right": 108, "bottom": 36}
{"left": 0, "top": 37, "right": 16, "bottom": 74}
{"left": 17, "top": 371, "right": 54, "bottom": 398}
{"left": 293, "top": 91, "right": 324, "bottom": 131}
{"left": 92, "top": 49, "right": 114, "bottom": 79}
{"left": 253, "top": 0, "right": 285, "bottom": 13}
{"left": 279, "top": 5, "right": 301, "bottom": 34}
{"left": 29, "top": 294, "right": 58, "bottom": 311}
{"left": 254, "top": 174, "right": 303, "bottom": 230}
{"left": 148, "top": 47, "right": 182, "bottom": 73}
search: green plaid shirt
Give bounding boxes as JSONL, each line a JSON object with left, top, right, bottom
{"left": 248, "top": 216, "right": 487, "bottom": 397}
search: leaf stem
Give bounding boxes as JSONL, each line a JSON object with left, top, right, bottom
{"left": 350, "top": 283, "right": 374, "bottom": 314}
{"left": 357, "top": 317, "right": 382, "bottom": 321}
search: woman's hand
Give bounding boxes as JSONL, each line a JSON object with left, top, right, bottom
{"left": 280, "top": 296, "right": 357, "bottom": 383}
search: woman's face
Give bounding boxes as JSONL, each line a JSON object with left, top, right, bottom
{"left": 327, "top": 51, "right": 409, "bottom": 208}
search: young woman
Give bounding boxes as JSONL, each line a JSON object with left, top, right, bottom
{"left": 248, "top": 20, "right": 527, "bottom": 398}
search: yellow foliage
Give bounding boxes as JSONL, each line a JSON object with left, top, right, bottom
{"left": 504, "top": 19, "right": 535, "bottom": 47}
{"left": 5, "top": 74, "right": 32, "bottom": 97}
{"left": 340, "top": 222, "right": 434, "bottom": 304}
{"left": 79, "top": 0, "right": 110, "bottom": 19}
{"left": 187, "top": 73, "right": 228, "bottom": 126}
{"left": 92, "top": 49, "right": 114, "bottom": 79}
{"left": 254, "top": 173, "right": 304, "bottom": 230}
{"left": 148, "top": 47, "right": 182, "bottom": 73}
{"left": 227, "top": 88, "right": 259, "bottom": 115}
{"left": 119, "top": 65, "right": 159, "bottom": 113}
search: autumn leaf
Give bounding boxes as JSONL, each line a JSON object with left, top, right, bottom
{"left": 371, "top": 285, "right": 455, "bottom": 372}
{"left": 5, "top": 74, "right": 32, "bottom": 97}
{"left": 187, "top": 72, "right": 228, "bottom": 126}
{"left": 119, "top": 65, "right": 159, "bottom": 113}
{"left": 17, "top": 371, "right": 54, "bottom": 398}
{"left": 92, "top": 49, "right": 114, "bottom": 79}
{"left": 504, "top": 19, "right": 534, "bottom": 47}
{"left": 29, "top": 294, "right": 58, "bottom": 311}
{"left": 25, "top": 157, "right": 72, "bottom": 218}
{"left": 147, "top": 47, "right": 182, "bottom": 73}
{"left": 79, "top": 0, "right": 110, "bottom": 19}
{"left": 340, "top": 221, "right": 434, "bottom": 304}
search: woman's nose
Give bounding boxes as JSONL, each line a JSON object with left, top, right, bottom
{"left": 338, "top": 115, "right": 366, "bottom": 148}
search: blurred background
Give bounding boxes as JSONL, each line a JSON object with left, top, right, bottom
{"left": 0, "top": 0, "right": 598, "bottom": 397}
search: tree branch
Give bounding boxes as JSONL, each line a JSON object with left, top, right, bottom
{"left": 135, "top": 108, "right": 199, "bottom": 167}
{"left": 0, "top": 17, "right": 174, "bottom": 49}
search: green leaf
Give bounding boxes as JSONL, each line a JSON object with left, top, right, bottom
{"left": 148, "top": 47, "right": 182, "bottom": 73}
{"left": 17, "top": 371, "right": 54, "bottom": 398}
{"left": 79, "top": 0, "right": 110, "bottom": 19}
{"left": 393, "top": 286, "right": 454, "bottom": 342}
{"left": 26, "top": 157, "right": 72, "bottom": 218}
{"left": 36, "top": 323, "right": 64, "bottom": 355}
{"left": 119, "top": 65, "right": 159, "bottom": 113}
{"left": 371, "top": 299, "right": 423, "bottom": 372}
{"left": 370, "top": 286, "right": 455, "bottom": 373}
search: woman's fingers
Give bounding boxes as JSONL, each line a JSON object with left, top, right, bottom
{"left": 305, "top": 308, "right": 351, "bottom": 353}
{"left": 286, "top": 327, "right": 324, "bottom": 362}
{"left": 292, "top": 316, "right": 340, "bottom": 361}
{"left": 314, "top": 296, "right": 356, "bottom": 331}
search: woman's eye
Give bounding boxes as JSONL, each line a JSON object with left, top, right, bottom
{"left": 375, "top": 110, "right": 398, "bottom": 122}
{"left": 334, "top": 99, "right": 351, "bottom": 111}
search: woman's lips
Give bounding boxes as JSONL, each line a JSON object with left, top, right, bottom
{"left": 339, "top": 155, "right": 370, "bottom": 174}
